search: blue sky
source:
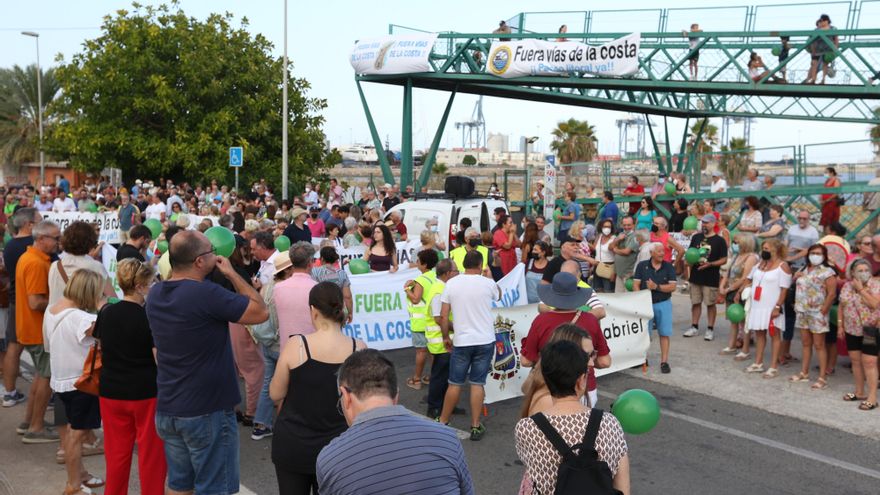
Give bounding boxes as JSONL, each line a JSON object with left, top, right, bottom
{"left": 2, "top": 0, "right": 876, "bottom": 164}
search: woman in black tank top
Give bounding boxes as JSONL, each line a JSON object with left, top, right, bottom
{"left": 269, "top": 282, "right": 366, "bottom": 495}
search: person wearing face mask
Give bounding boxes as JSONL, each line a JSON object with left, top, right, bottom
{"left": 782, "top": 210, "right": 820, "bottom": 363}
{"left": 720, "top": 233, "right": 760, "bottom": 357}
{"left": 306, "top": 206, "right": 325, "bottom": 238}
{"left": 449, "top": 227, "right": 490, "bottom": 277}
{"left": 622, "top": 176, "right": 645, "bottom": 216}
{"left": 94, "top": 259, "right": 167, "bottom": 495}
{"left": 788, "top": 244, "right": 837, "bottom": 389}
{"left": 303, "top": 183, "right": 319, "bottom": 208}
{"left": 837, "top": 258, "right": 880, "bottom": 411}
{"left": 525, "top": 241, "right": 550, "bottom": 304}
{"left": 649, "top": 216, "right": 685, "bottom": 263}
{"left": 741, "top": 239, "right": 792, "bottom": 378}
{"left": 684, "top": 214, "right": 728, "bottom": 341}
{"left": 590, "top": 219, "right": 617, "bottom": 292}
{"left": 610, "top": 216, "right": 640, "bottom": 294}
{"left": 819, "top": 167, "right": 842, "bottom": 234}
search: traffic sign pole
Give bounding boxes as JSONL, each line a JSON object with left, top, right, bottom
{"left": 235, "top": 168, "right": 239, "bottom": 193}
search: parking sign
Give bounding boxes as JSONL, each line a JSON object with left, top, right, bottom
{"left": 229, "top": 147, "right": 243, "bottom": 167}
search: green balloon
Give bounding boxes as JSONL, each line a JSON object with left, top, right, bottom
{"left": 87, "top": 203, "right": 98, "bottom": 213}
{"left": 170, "top": 213, "right": 179, "bottom": 223}
{"left": 625, "top": 278, "right": 634, "bottom": 291}
{"left": 274, "top": 235, "right": 291, "bottom": 253}
{"left": 683, "top": 216, "right": 699, "bottom": 231}
{"left": 829, "top": 305, "right": 839, "bottom": 325}
{"left": 664, "top": 182, "right": 676, "bottom": 195}
{"left": 771, "top": 47, "right": 781, "bottom": 57}
{"left": 143, "top": 219, "right": 162, "bottom": 240}
{"left": 823, "top": 52, "right": 836, "bottom": 63}
{"left": 3, "top": 232, "right": 11, "bottom": 244}
{"left": 205, "top": 226, "right": 236, "bottom": 258}
{"left": 612, "top": 389, "right": 660, "bottom": 435}
{"left": 349, "top": 258, "right": 370, "bottom": 275}
{"left": 107, "top": 297, "right": 120, "bottom": 304}
{"left": 698, "top": 247, "right": 709, "bottom": 257}
{"left": 726, "top": 303, "right": 745, "bottom": 324}
{"left": 553, "top": 210, "right": 561, "bottom": 221}
{"left": 685, "top": 247, "right": 701, "bottom": 265}
{"left": 157, "top": 240, "right": 169, "bottom": 254}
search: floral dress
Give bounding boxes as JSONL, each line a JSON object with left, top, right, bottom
{"left": 740, "top": 210, "right": 763, "bottom": 232}
{"left": 839, "top": 279, "right": 880, "bottom": 337}
{"left": 793, "top": 265, "right": 836, "bottom": 334}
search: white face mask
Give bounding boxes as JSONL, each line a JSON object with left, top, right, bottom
{"left": 602, "top": 227, "right": 612, "bottom": 236}
{"left": 305, "top": 187, "right": 311, "bottom": 193}
{"left": 857, "top": 271, "right": 871, "bottom": 283}
{"left": 808, "top": 254, "right": 824, "bottom": 266}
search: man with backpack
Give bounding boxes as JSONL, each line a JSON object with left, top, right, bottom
{"left": 515, "top": 340, "right": 630, "bottom": 494}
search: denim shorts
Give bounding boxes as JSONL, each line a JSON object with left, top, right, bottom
{"left": 651, "top": 299, "right": 674, "bottom": 337}
{"left": 448, "top": 342, "right": 495, "bottom": 386}
{"left": 155, "top": 409, "right": 239, "bottom": 494}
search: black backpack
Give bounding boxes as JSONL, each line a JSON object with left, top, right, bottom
{"left": 530, "top": 409, "right": 623, "bottom": 495}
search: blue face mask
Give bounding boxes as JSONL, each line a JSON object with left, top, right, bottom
{"left": 731, "top": 243, "right": 740, "bottom": 255}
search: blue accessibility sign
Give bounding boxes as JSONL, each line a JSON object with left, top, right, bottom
{"left": 229, "top": 147, "right": 243, "bottom": 167}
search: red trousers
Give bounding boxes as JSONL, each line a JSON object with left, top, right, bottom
{"left": 229, "top": 322, "right": 265, "bottom": 416}
{"left": 99, "top": 397, "right": 167, "bottom": 495}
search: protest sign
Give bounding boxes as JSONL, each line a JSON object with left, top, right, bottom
{"left": 42, "top": 212, "right": 121, "bottom": 244}
{"left": 101, "top": 243, "right": 124, "bottom": 298}
{"left": 483, "top": 291, "right": 653, "bottom": 404}
{"left": 487, "top": 33, "right": 641, "bottom": 79}
{"left": 350, "top": 34, "right": 438, "bottom": 75}
{"left": 492, "top": 263, "right": 528, "bottom": 308}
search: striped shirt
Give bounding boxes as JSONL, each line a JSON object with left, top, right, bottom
{"left": 317, "top": 405, "right": 474, "bottom": 495}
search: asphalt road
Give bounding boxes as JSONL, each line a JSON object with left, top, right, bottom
{"left": 237, "top": 347, "right": 880, "bottom": 495}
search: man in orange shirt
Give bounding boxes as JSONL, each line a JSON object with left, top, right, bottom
{"left": 16, "top": 220, "right": 61, "bottom": 444}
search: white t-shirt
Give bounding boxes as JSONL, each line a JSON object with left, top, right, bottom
{"left": 145, "top": 202, "right": 166, "bottom": 221}
{"left": 258, "top": 250, "right": 280, "bottom": 286}
{"left": 48, "top": 254, "right": 110, "bottom": 307}
{"left": 44, "top": 308, "right": 97, "bottom": 393}
{"left": 52, "top": 197, "right": 76, "bottom": 212}
{"left": 439, "top": 274, "right": 500, "bottom": 347}
{"left": 710, "top": 178, "right": 728, "bottom": 193}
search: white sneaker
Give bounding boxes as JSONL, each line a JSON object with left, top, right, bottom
{"left": 704, "top": 330, "right": 715, "bottom": 341}
{"left": 683, "top": 327, "right": 699, "bottom": 338}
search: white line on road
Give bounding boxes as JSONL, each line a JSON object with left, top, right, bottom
{"left": 598, "top": 391, "right": 880, "bottom": 481}
{"left": 240, "top": 484, "right": 257, "bottom": 495}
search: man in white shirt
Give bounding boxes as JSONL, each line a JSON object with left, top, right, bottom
{"left": 35, "top": 193, "right": 53, "bottom": 212}
{"left": 165, "top": 187, "right": 186, "bottom": 216}
{"left": 51, "top": 192, "right": 76, "bottom": 212}
{"left": 144, "top": 194, "right": 166, "bottom": 222}
{"left": 437, "top": 250, "right": 501, "bottom": 441}
{"left": 250, "top": 231, "right": 279, "bottom": 287}
{"left": 710, "top": 171, "right": 728, "bottom": 211}
{"left": 304, "top": 182, "right": 319, "bottom": 208}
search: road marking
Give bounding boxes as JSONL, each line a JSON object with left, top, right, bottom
{"left": 598, "top": 391, "right": 880, "bottom": 481}
{"left": 240, "top": 484, "right": 257, "bottom": 495}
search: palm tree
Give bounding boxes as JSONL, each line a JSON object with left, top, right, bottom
{"left": 718, "top": 137, "right": 753, "bottom": 185}
{"left": 686, "top": 118, "right": 719, "bottom": 170}
{"left": 428, "top": 162, "right": 448, "bottom": 191}
{"left": 550, "top": 118, "right": 598, "bottom": 175}
{"left": 869, "top": 107, "right": 880, "bottom": 157}
{"left": 0, "top": 64, "right": 60, "bottom": 165}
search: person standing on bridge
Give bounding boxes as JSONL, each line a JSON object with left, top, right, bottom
{"left": 682, "top": 23, "right": 702, "bottom": 80}
{"left": 437, "top": 250, "right": 501, "bottom": 440}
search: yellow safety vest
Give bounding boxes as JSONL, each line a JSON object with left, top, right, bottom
{"left": 424, "top": 279, "right": 452, "bottom": 355}
{"left": 450, "top": 245, "right": 489, "bottom": 272}
{"left": 406, "top": 270, "right": 436, "bottom": 333}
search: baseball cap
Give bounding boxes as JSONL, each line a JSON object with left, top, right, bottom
{"left": 701, "top": 213, "right": 717, "bottom": 223}
{"left": 711, "top": 170, "right": 721, "bottom": 177}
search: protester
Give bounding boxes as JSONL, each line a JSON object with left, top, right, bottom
{"left": 492, "top": 214, "right": 520, "bottom": 276}
{"left": 17, "top": 220, "right": 61, "bottom": 444}
{"left": 635, "top": 197, "right": 657, "bottom": 231}
{"left": 720, "top": 233, "right": 760, "bottom": 358}
{"left": 633, "top": 243, "right": 678, "bottom": 373}
{"left": 622, "top": 176, "right": 645, "bottom": 216}
{"left": 591, "top": 218, "right": 617, "bottom": 292}
{"left": 283, "top": 207, "right": 312, "bottom": 243}
{"left": 515, "top": 340, "right": 630, "bottom": 495}
{"left": 94, "top": 259, "right": 166, "bottom": 495}
{"left": 116, "top": 224, "right": 152, "bottom": 262}
{"left": 365, "top": 224, "right": 398, "bottom": 273}
{"left": 269, "top": 282, "right": 366, "bottom": 494}
{"left": 837, "top": 258, "right": 879, "bottom": 410}
{"left": 820, "top": 167, "right": 842, "bottom": 234}
{"left": 567, "top": 221, "right": 594, "bottom": 281}
{"left": 424, "top": 259, "right": 458, "bottom": 418}
{"left": 316, "top": 349, "right": 474, "bottom": 495}
{"left": 44, "top": 269, "right": 105, "bottom": 494}
{"left": 789, "top": 244, "right": 837, "bottom": 389}
{"left": 450, "top": 227, "right": 490, "bottom": 276}
{"left": 404, "top": 249, "right": 439, "bottom": 390}
{"left": 525, "top": 241, "right": 550, "bottom": 304}
{"left": 519, "top": 325, "right": 592, "bottom": 420}
{"left": 437, "top": 251, "right": 501, "bottom": 439}
{"left": 311, "top": 246, "right": 354, "bottom": 322}
{"left": 147, "top": 230, "right": 268, "bottom": 495}
{"left": 521, "top": 222, "right": 540, "bottom": 267}
{"left": 599, "top": 191, "right": 619, "bottom": 224}
{"left": 48, "top": 221, "right": 117, "bottom": 307}
{"left": 684, "top": 214, "right": 728, "bottom": 341}
{"left": 557, "top": 191, "right": 581, "bottom": 242}
{"left": 117, "top": 193, "right": 140, "bottom": 243}
{"left": 756, "top": 205, "right": 787, "bottom": 242}
{"left": 610, "top": 216, "right": 639, "bottom": 293}
{"left": 524, "top": 272, "right": 610, "bottom": 406}
{"left": 650, "top": 216, "right": 684, "bottom": 263}
{"left": 742, "top": 239, "right": 791, "bottom": 378}
{"left": 275, "top": 242, "right": 318, "bottom": 348}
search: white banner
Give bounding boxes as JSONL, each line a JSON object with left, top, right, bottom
{"left": 487, "top": 33, "right": 641, "bottom": 78}
{"left": 543, "top": 157, "right": 558, "bottom": 239}
{"left": 101, "top": 243, "right": 124, "bottom": 298}
{"left": 483, "top": 291, "right": 653, "bottom": 404}
{"left": 42, "top": 212, "right": 121, "bottom": 244}
{"left": 350, "top": 34, "right": 438, "bottom": 75}
{"left": 492, "top": 263, "right": 528, "bottom": 308}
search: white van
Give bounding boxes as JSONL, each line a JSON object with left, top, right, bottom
{"left": 384, "top": 196, "right": 508, "bottom": 253}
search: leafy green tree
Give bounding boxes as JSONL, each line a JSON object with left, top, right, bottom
{"left": 0, "top": 65, "right": 60, "bottom": 165}
{"left": 48, "top": 2, "right": 333, "bottom": 192}
{"left": 550, "top": 118, "right": 598, "bottom": 164}
{"left": 718, "top": 137, "right": 752, "bottom": 185}
{"left": 428, "top": 162, "right": 448, "bottom": 190}
{"left": 462, "top": 154, "right": 477, "bottom": 166}
{"left": 687, "top": 118, "right": 719, "bottom": 170}
{"left": 870, "top": 107, "right": 880, "bottom": 157}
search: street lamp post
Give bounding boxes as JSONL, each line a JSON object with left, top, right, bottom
{"left": 523, "top": 136, "right": 539, "bottom": 170}
{"left": 21, "top": 31, "right": 44, "bottom": 189}
{"left": 281, "top": 0, "right": 289, "bottom": 200}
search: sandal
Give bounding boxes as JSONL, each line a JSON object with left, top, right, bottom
{"left": 63, "top": 486, "right": 92, "bottom": 495}
{"left": 858, "top": 401, "right": 877, "bottom": 411}
{"left": 719, "top": 347, "right": 738, "bottom": 355}
{"left": 788, "top": 372, "right": 810, "bottom": 383}
{"left": 734, "top": 352, "right": 750, "bottom": 361}
{"left": 82, "top": 437, "right": 103, "bottom": 457}
{"left": 811, "top": 377, "right": 828, "bottom": 390}
{"left": 420, "top": 376, "right": 430, "bottom": 385}
{"left": 745, "top": 363, "right": 764, "bottom": 373}
{"left": 762, "top": 368, "right": 779, "bottom": 379}
{"left": 843, "top": 392, "right": 867, "bottom": 402}
{"left": 405, "top": 377, "right": 422, "bottom": 390}
{"left": 81, "top": 476, "right": 104, "bottom": 489}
